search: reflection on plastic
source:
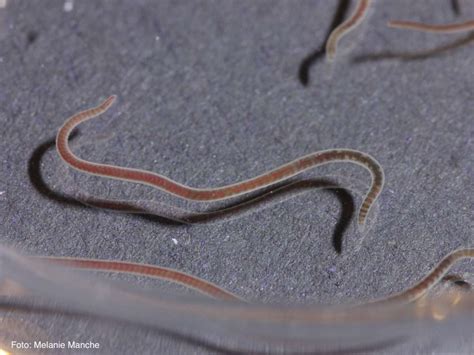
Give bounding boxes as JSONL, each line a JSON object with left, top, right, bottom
{"left": 0, "top": 245, "right": 472, "bottom": 353}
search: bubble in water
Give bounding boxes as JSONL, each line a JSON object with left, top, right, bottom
{"left": 64, "top": 0, "right": 74, "bottom": 12}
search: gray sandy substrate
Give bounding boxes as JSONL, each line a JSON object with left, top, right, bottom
{"left": 0, "top": 0, "right": 472, "bottom": 354}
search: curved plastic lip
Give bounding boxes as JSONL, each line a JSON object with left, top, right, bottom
{"left": 2, "top": 244, "right": 472, "bottom": 322}
{"left": 1, "top": 244, "right": 472, "bottom": 353}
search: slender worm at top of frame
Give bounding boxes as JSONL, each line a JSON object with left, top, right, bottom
{"left": 56, "top": 96, "right": 384, "bottom": 226}
{"left": 388, "top": 19, "right": 474, "bottom": 34}
{"left": 325, "top": 0, "right": 373, "bottom": 61}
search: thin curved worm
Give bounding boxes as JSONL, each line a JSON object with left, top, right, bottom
{"left": 388, "top": 19, "right": 474, "bottom": 34}
{"left": 31, "top": 256, "right": 242, "bottom": 302}
{"left": 370, "top": 248, "right": 474, "bottom": 305}
{"left": 34, "top": 248, "right": 473, "bottom": 305}
{"left": 325, "top": 0, "right": 373, "bottom": 61}
{"left": 56, "top": 96, "right": 384, "bottom": 226}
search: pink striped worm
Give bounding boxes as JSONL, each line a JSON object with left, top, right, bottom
{"left": 31, "top": 256, "right": 242, "bottom": 301}
{"left": 388, "top": 19, "right": 474, "bottom": 34}
{"left": 56, "top": 96, "right": 384, "bottom": 226}
{"left": 34, "top": 248, "right": 473, "bottom": 305}
{"left": 369, "top": 248, "right": 474, "bottom": 305}
{"left": 325, "top": 0, "right": 373, "bottom": 61}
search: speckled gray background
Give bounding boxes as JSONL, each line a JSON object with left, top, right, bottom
{"left": 0, "top": 0, "right": 473, "bottom": 354}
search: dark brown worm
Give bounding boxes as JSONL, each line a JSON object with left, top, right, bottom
{"left": 325, "top": 0, "right": 373, "bottom": 61}
{"left": 56, "top": 96, "right": 384, "bottom": 226}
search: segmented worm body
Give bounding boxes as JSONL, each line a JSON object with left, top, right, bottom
{"left": 56, "top": 96, "right": 384, "bottom": 226}
{"left": 33, "top": 257, "right": 241, "bottom": 301}
{"left": 53, "top": 100, "right": 472, "bottom": 311}
{"left": 325, "top": 0, "right": 373, "bottom": 61}
{"left": 35, "top": 248, "right": 473, "bottom": 305}
{"left": 388, "top": 20, "right": 474, "bottom": 34}
{"left": 369, "top": 248, "right": 474, "bottom": 305}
